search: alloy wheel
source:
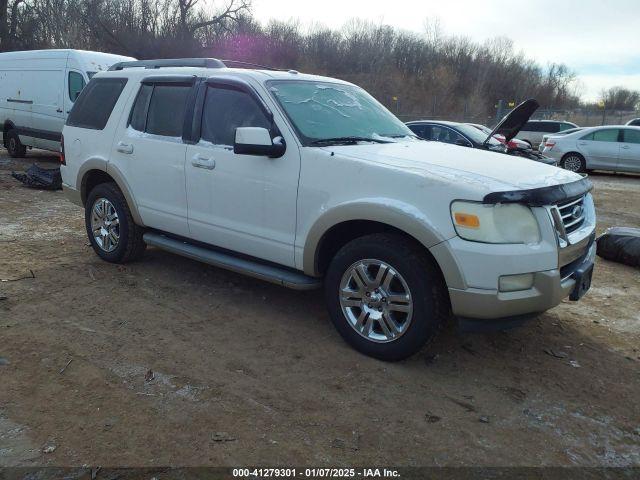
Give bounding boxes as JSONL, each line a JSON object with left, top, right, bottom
{"left": 563, "top": 155, "right": 583, "bottom": 172}
{"left": 90, "top": 197, "right": 120, "bottom": 252}
{"left": 339, "top": 259, "right": 413, "bottom": 343}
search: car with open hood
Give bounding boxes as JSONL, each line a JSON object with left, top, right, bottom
{"left": 406, "top": 100, "right": 556, "bottom": 165}
{"left": 60, "top": 59, "right": 596, "bottom": 361}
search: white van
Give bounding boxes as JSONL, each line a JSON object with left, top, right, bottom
{"left": 0, "top": 49, "right": 135, "bottom": 157}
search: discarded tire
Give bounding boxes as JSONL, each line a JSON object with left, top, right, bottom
{"left": 596, "top": 227, "right": 640, "bottom": 268}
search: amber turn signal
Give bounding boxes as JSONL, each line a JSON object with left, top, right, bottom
{"left": 454, "top": 212, "right": 480, "bottom": 228}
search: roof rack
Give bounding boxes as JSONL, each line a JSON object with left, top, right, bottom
{"left": 220, "top": 59, "right": 282, "bottom": 71}
{"left": 109, "top": 58, "right": 226, "bottom": 71}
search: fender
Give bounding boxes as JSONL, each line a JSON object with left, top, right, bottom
{"left": 76, "top": 158, "right": 145, "bottom": 226}
{"left": 302, "top": 199, "right": 452, "bottom": 277}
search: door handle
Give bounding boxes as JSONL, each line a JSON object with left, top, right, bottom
{"left": 116, "top": 142, "right": 134, "bottom": 154}
{"left": 56, "top": 108, "right": 63, "bottom": 113}
{"left": 621, "top": 145, "right": 630, "bottom": 149}
{"left": 578, "top": 142, "right": 587, "bottom": 146}
{"left": 191, "top": 154, "right": 216, "bottom": 170}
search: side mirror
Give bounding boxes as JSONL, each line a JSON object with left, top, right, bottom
{"left": 234, "top": 127, "right": 286, "bottom": 158}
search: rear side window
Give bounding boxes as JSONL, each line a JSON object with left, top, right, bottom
{"left": 540, "top": 122, "right": 560, "bottom": 133}
{"left": 146, "top": 85, "right": 191, "bottom": 137}
{"left": 201, "top": 86, "right": 271, "bottom": 145}
{"left": 582, "top": 129, "right": 620, "bottom": 142}
{"left": 67, "top": 78, "right": 127, "bottom": 130}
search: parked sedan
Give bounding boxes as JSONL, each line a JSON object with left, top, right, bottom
{"left": 539, "top": 127, "right": 584, "bottom": 152}
{"left": 542, "top": 126, "right": 640, "bottom": 173}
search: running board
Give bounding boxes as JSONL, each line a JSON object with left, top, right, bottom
{"left": 143, "top": 232, "right": 322, "bottom": 290}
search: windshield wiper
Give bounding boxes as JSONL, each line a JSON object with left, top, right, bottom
{"left": 310, "top": 136, "right": 392, "bottom": 146}
{"left": 379, "top": 133, "right": 416, "bottom": 139}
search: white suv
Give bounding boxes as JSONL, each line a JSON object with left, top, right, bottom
{"left": 60, "top": 59, "right": 597, "bottom": 360}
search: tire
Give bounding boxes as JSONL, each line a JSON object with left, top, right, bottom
{"left": 6, "top": 130, "right": 27, "bottom": 158}
{"left": 560, "top": 153, "right": 586, "bottom": 173}
{"left": 324, "top": 233, "right": 449, "bottom": 361}
{"left": 85, "top": 182, "right": 146, "bottom": 263}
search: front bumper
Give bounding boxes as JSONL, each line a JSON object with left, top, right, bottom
{"left": 430, "top": 190, "right": 596, "bottom": 324}
{"left": 449, "top": 239, "right": 595, "bottom": 320}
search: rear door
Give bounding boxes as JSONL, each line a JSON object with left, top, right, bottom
{"left": 618, "top": 128, "right": 640, "bottom": 173}
{"left": 109, "top": 76, "right": 193, "bottom": 236}
{"left": 577, "top": 128, "right": 621, "bottom": 169}
{"left": 5, "top": 70, "right": 33, "bottom": 146}
{"left": 184, "top": 78, "right": 300, "bottom": 267}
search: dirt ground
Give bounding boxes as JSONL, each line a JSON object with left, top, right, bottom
{"left": 1, "top": 149, "right": 639, "bottom": 468}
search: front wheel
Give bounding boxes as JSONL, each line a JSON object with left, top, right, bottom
{"left": 324, "top": 233, "right": 449, "bottom": 361}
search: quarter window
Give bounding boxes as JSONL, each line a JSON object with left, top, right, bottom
{"left": 201, "top": 86, "right": 271, "bottom": 145}
{"left": 68, "top": 71, "right": 86, "bottom": 102}
{"left": 66, "top": 78, "right": 128, "bottom": 130}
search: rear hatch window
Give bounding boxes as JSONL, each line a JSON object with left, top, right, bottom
{"left": 66, "top": 78, "right": 128, "bottom": 130}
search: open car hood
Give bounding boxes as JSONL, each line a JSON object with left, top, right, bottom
{"left": 484, "top": 98, "right": 539, "bottom": 145}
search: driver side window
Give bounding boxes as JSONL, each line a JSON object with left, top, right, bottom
{"left": 201, "top": 86, "right": 271, "bottom": 146}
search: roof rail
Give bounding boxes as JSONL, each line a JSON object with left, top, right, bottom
{"left": 108, "top": 58, "right": 226, "bottom": 71}
{"left": 220, "top": 59, "right": 282, "bottom": 71}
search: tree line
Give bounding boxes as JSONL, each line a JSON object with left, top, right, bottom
{"left": 1, "top": 0, "right": 638, "bottom": 121}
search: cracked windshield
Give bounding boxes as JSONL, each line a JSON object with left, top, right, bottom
{"left": 269, "top": 81, "right": 414, "bottom": 144}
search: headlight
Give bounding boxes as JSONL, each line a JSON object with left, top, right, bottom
{"left": 451, "top": 201, "right": 541, "bottom": 244}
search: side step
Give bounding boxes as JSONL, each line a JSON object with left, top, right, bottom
{"left": 143, "top": 232, "right": 322, "bottom": 290}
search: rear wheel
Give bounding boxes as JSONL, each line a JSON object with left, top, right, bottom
{"left": 561, "top": 153, "right": 585, "bottom": 173}
{"left": 6, "top": 130, "right": 27, "bottom": 158}
{"left": 324, "top": 233, "right": 448, "bottom": 361}
{"left": 85, "top": 182, "right": 146, "bottom": 263}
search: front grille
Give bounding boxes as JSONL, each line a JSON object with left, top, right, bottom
{"left": 557, "top": 196, "right": 586, "bottom": 234}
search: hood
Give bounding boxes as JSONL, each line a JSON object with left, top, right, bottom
{"left": 485, "top": 98, "right": 539, "bottom": 144}
{"left": 325, "top": 139, "right": 581, "bottom": 195}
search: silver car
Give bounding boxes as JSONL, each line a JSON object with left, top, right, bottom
{"left": 542, "top": 125, "right": 640, "bottom": 173}
{"left": 539, "top": 127, "right": 584, "bottom": 152}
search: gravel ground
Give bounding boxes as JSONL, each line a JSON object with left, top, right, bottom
{"left": 1, "top": 150, "right": 639, "bottom": 468}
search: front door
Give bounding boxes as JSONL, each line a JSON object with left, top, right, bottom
{"left": 577, "top": 128, "right": 620, "bottom": 169}
{"left": 185, "top": 81, "right": 300, "bottom": 267}
{"left": 618, "top": 128, "right": 640, "bottom": 173}
{"left": 109, "top": 80, "right": 192, "bottom": 236}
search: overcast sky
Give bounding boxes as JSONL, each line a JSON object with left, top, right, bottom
{"left": 252, "top": 0, "right": 640, "bottom": 101}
